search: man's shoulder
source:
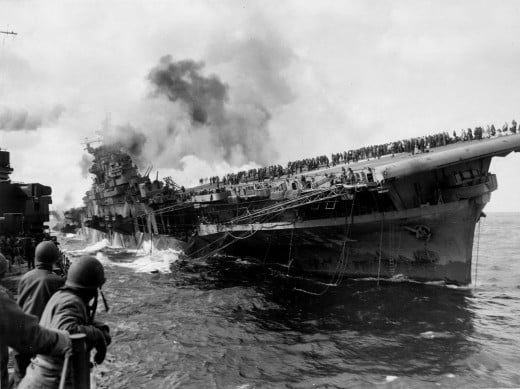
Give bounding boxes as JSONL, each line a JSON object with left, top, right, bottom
{"left": 46, "top": 289, "right": 86, "bottom": 316}
{"left": 18, "top": 272, "right": 65, "bottom": 300}
{"left": 22, "top": 269, "right": 63, "bottom": 282}
{"left": 50, "top": 289, "right": 80, "bottom": 304}
{"left": 20, "top": 268, "right": 38, "bottom": 281}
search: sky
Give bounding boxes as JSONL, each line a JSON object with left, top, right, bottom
{"left": 1, "top": 0, "right": 520, "bottom": 213}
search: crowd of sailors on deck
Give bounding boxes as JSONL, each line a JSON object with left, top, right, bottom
{"left": 198, "top": 120, "right": 518, "bottom": 186}
{"left": 202, "top": 164, "right": 287, "bottom": 186}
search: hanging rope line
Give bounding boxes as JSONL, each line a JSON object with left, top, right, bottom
{"left": 263, "top": 235, "right": 272, "bottom": 264}
{"left": 186, "top": 227, "right": 261, "bottom": 262}
{"left": 293, "top": 190, "right": 357, "bottom": 296}
{"left": 187, "top": 232, "right": 231, "bottom": 258}
{"left": 474, "top": 218, "right": 482, "bottom": 289}
{"left": 293, "top": 239, "right": 349, "bottom": 296}
{"left": 286, "top": 224, "right": 295, "bottom": 276}
{"left": 174, "top": 185, "right": 360, "bottom": 264}
{"left": 376, "top": 214, "right": 384, "bottom": 287}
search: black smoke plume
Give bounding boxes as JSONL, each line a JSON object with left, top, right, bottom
{"left": 148, "top": 57, "right": 228, "bottom": 126}
{"left": 105, "top": 124, "right": 146, "bottom": 156}
{"left": 102, "top": 123, "right": 148, "bottom": 167}
{"left": 147, "top": 55, "right": 276, "bottom": 166}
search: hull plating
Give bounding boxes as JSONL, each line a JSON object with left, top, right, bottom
{"left": 193, "top": 200, "right": 484, "bottom": 284}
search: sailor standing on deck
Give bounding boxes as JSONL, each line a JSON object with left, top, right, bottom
{"left": 0, "top": 254, "right": 71, "bottom": 389}
{"left": 19, "top": 256, "right": 111, "bottom": 389}
{"left": 24, "top": 237, "right": 36, "bottom": 270}
{"left": 12, "top": 242, "right": 65, "bottom": 385}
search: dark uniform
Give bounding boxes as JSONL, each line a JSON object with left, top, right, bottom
{"left": 24, "top": 238, "right": 36, "bottom": 270}
{"left": 17, "top": 265, "right": 65, "bottom": 321}
{"left": 14, "top": 264, "right": 65, "bottom": 382}
{"left": 19, "top": 256, "right": 110, "bottom": 389}
{"left": 0, "top": 287, "right": 70, "bottom": 389}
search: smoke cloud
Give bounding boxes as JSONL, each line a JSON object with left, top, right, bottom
{"left": 0, "top": 105, "right": 65, "bottom": 131}
{"left": 147, "top": 55, "right": 276, "bottom": 166}
{"left": 149, "top": 58, "right": 228, "bottom": 126}
{"left": 103, "top": 123, "right": 147, "bottom": 159}
{"left": 79, "top": 154, "right": 92, "bottom": 179}
{"left": 49, "top": 210, "right": 62, "bottom": 221}
{"left": 79, "top": 31, "right": 296, "bottom": 184}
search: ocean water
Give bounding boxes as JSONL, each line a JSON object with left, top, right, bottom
{"left": 62, "top": 212, "right": 520, "bottom": 389}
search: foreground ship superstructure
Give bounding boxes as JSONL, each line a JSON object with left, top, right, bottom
{"left": 0, "top": 149, "right": 52, "bottom": 235}
{"left": 77, "top": 130, "right": 520, "bottom": 285}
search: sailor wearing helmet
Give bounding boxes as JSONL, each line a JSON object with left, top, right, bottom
{"left": 19, "top": 256, "right": 111, "bottom": 389}
{"left": 13, "top": 241, "right": 66, "bottom": 385}
{"left": 0, "top": 254, "right": 71, "bottom": 389}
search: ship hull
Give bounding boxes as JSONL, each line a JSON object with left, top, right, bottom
{"left": 192, "top": 199, "right": 485, "bottom": 285}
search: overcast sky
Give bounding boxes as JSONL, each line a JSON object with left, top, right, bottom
{"left": 1, "top": 0, "right": 520, "bottom": 213}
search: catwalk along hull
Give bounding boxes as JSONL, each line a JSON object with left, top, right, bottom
{"left": 194, "top": 199, "right": 484, "bottom": 285}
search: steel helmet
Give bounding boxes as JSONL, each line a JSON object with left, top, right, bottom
{"left": 65, "top": 256, "right": 106, "bottom": 290}
{"left": 0, "top": 254, "right": 8, "bottom": 276}
{"left": 35, "top": 241, "right": 60, "bottom": 264}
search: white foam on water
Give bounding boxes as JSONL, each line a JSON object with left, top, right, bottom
{"left": 75, "top": 238, "right": 112, "bottom": 254}
{"left": 67, "top": 238, "right": 181, "bottom": 274}
{"left": 94, "top": 251, "right": 110, "bottom": 264}
{"left": 110, "top": 247, "right": 181, "bottom": 274}
{"left": 419, "top": 331, "right": 454, "bottom": 339}
{"left": 385, "top": 376, "right": 398, "bottom": 382}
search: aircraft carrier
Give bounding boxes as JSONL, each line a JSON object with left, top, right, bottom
{"left": 75, "top": 128, "right": 520, "bottom": 285}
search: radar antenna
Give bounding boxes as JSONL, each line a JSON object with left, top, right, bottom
{"left": 144, "top": 165, "right": 153, "bottom": 178}
{"left": 81, "top": 135, "right": 103, "bottom": 152}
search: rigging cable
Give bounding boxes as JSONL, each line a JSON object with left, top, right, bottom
{"left": 196, "top": 230, "right": 258, "bottom": 261}
{"left": 293, "top": 190, "right": 357, "bottom": 296}
{"left": 375, "top": 192, "right": 385, "bottom": 287}
{"left": 474, "top": 218, "right": 482, "bottom": 289}
{"left": 293, "top": 239, "right": 348, "bottom": 296}
{"left": 286, "top": 224, "right": 295, "bottom": 276}
{"left": 376, "top": 217, "right": 384, "bottom": 287}
{"left": 263, "top": 235, "right": 272, "bottom": 264}
{"left": 188, "top": 187, "right": 352, "bottom": 269}
{"left": 187, "top": 232, "right": 230, "bottom": 258}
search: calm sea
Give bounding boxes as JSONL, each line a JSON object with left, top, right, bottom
{"left": 62, "top": 212, "right": 520, "bottom": 389}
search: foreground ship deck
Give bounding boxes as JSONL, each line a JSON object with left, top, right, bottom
{"left": 79, "top": 133, "right": 520, "bottom": 285}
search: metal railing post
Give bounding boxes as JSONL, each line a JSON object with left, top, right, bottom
{"left": 70, "top": 333, "right": 90, "bottom": 389}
